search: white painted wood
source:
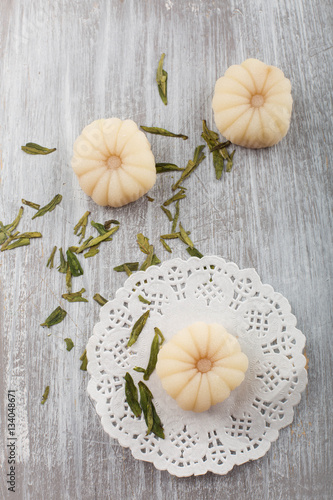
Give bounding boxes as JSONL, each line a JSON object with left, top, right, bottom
{"left": 0, "top": 0, "right": 332, "bottom": 498}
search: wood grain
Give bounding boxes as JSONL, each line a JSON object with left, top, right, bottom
{"left": 0, "top": 0, "right": 332, "bottom": 499}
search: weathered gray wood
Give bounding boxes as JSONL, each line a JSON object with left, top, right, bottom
{"left": 0, "top": 0, "right": 332, "bottom": 499}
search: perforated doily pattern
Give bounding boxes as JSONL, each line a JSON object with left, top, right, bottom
{"left": 87, "top": 257, "right": 307, "bottom": 476}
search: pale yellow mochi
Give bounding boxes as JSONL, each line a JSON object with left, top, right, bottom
{"left": 156, "top": 322, "right": 249, "bottom": 412}
{"left": 212, "top": 58, "right": 292, "bottom": 149}
{"left": 71, "top": 118, "right": 156, "bottom": 207}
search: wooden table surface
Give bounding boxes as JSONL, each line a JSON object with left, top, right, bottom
{"left": 0, "top": 1, "right": 332, "bottom": 499}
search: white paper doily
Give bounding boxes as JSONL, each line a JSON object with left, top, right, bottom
{"left": 87, "top": 256, "right": 307, "bottom": 477}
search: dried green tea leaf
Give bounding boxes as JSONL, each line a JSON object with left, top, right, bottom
{"left": 83, "top": 244, "right": 100, "bottom": 258}
{"left": 4, "top": 206, "right": 24, "bottom": 234}
{"left": 226, "top": 150, "right": 235, "bottom": 172}
{"left": 0, "top": 230, "right": 7, "bottom": 245}
{"left": 41, "top": 306, "right": 67, "bottom": 328}
{"left": 186, "top": 246, "right": 203, "bottom": 258}
{"left": 66, "top": 249, "right": 83, "bottom": 277}
{"left": 57, "top": 248, "right": 67, "bottom": 273}
{"left": 172, "top": 145, "right": 206, "bottom": 191}
{"left": 66, "top": 264, "right": 72, "bottom": 292}
{"left": 80, "top": 349, "right": 88, "bottom": 371}
{"left": 3, "top": 237, "right": 30, "bottom": 251}
{"left": 160, "top": 206, "right": 173, "bottom": 221}
{"left": 137, "top": 233, "right": 151, "bottom": 254}
{"left": 22, "top": 199, "right": 40, "bottom": 210}
{"left": 76, "top": 227, "right": 119, "bottom": 253}
{"left": 201, "top": 120, "right": 235, "bottom": 179}
{"left": 93, "top": 293, "right": 108, "bottom": 306}
{"left": 22, "top": 143, "right": 56, "bottom": 155}
{"left": 91, "top": 220, "right": 110, "bottom": 236}
{"left": 113, "top": 262, "right": 139, "bottom": 273}
{"left": 154, "top": 327, "right": 165, "bottom": 344}
{"left": 140, "top": 126, "right": 188, "bottom": 140}
{"left": 156, "top": 53, "right": 168, "bottom": 105}
{"left": 74, "top": 211, "right": 90, "bottom": 243}
{"left": 62, "top": 288, "right": 88, "bottom": 303}
{"left": 133, "top": 366, "right": 146, "bottom": 373}
{"left": 160, "top": 238, "right": 172, "bottom": 253}
{"left": 171, "top": 200, "right": 180, "bottom": 233}
{"left": 146, "top": 195, "right": 154, "bottom": 202}
{"left": 178, "top": 223, "right": 194, "bottom": 248}
{"left": 31, "top": 194, "right": 62, "bottom": 220}
{"left": 123, "top": 264, "right": 132, "bottom": 276}
{"left": 104, "top": 219, "right": 120, "bottom": 230}
{"left": 64, "top": 338, "right": 74, "bottom": 351}
{"left": 163, "top": 189, "right": 186, "bottom": 206}
{"left": 138, "top": 295, "right": 151, "bottom": 305}
{"left": 143, "top": 332, "right": 160, "bottom": 381}
{"left": 9, "top": 231, "right": 42, "bottom": 240}
{"left": 0, "top": 231, "right": 19, "bottom": 250}
{"left": 75, "top": 236, "right": 93, "bottom": 254}
{"left": 210, "top": 141, "right": 231, "bottom": 151}
{"left": 124, "top": 373, "right": 142, "bottom": 417}
{"left": 127, "top": 310, "right": 150, "bottom": 347}
{"left": 140, "top": 245, "right": 154, "bottom": 271}
{"left": 41, "top": 386, "right": 50, "bottom": 404}
{"left": 46, "top": 246, "right": 57, "bottom": 268}
{"left": 156, "top": 163, "right": 184, "bottom": 173}
{"left": 160, "top": 230, "right": 191, "bottom": 240}
{"left": 212, "top": 150, "right": 225, "bottom": 180}
{"left": 151, "top": 254, "right": 161, "bottom": 266}
{"left": 138, "top": 381, "right": 164, "bottom": 439}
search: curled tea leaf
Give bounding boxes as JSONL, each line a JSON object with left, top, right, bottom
{"left": 22, "top": 143, "right": 56, "bottom": 155}
{"left": 124, "top": 372, "right": 141, "bottom": 417}
{"left": 64, "top": 338, "right": 74, "bottom": 351}
{"left": 140, "top": 126, "right": 188, "bottom": 140}
{"left": 41, "top": 306, "right": 67, "bottom": 328}
{"left": 127, "top": 311, "right": 150, "bottom": 347}
{"left": 32, "top": 194, "right": 62, "bottom": 220}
